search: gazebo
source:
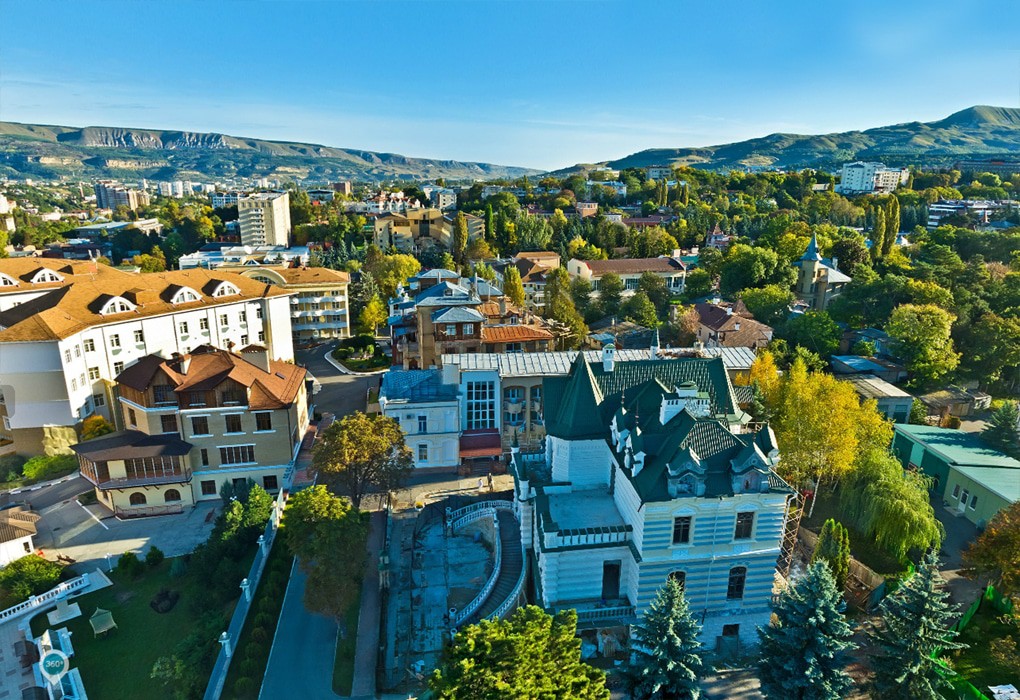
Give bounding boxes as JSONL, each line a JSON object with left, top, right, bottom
{"left": 88, "top": 608, "right": 117, "bottom": 637}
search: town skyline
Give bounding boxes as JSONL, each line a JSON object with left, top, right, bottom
{"left": 2, "top": 0, "right": 1018, "bottom": 170}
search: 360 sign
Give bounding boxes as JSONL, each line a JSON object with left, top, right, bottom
{"left": 40, "top": 649, "right": 69, "bottom": 685}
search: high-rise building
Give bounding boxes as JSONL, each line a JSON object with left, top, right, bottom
{"left": 237, "top": 192, "right": 292, "bottom": 247}
{"left": 834, "top": 162, "right": 909, "bottom": 195}
{"left": 94, "top": 180, "right": 150, "bottom": 211}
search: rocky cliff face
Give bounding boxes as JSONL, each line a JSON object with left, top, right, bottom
{"left": 57, "top": 127, "right": 236, "bottom": 150}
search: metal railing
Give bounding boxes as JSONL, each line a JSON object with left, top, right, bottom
{"left": 575, "top": 605, "right": 635, "bottom": 623}
{"left": 453, "top": 512, "right": 501, "bottom": 627}
{"left": 489, "top": 546, "right": 526, "bottom": 621}
{"left": 448, "top": 500, "right": 513, "bottom": 531}
{"left": 0, "top": 573, "right": 91, "bottom": 624}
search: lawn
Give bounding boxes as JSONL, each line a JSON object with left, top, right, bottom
{"left": 802, "top": 493, "right": 906, "bottom": 576}
{"left": 30, "top": 559, "right": 234, "bottom": 699}
{"left": 950, "top": 605, "right": 1020, "bottom": 691}
{"left": 332, "top": 589, "right": 364, "bottom": 696}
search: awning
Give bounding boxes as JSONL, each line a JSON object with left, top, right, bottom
{"left": 460, "top": 429, "right": 502, "bottom": 458}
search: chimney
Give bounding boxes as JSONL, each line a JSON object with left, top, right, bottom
{"left": 242, "top": 347, "right": 272, "bottom": 374}
{"left": 726, "top": 306, "right": 733, "bottom": 316}
{"left": 831, "top": 256, "right": 839, "bottom": 272}
{"left": 180, "top": 355, "right": 191, "bottom": 375}
{"left": 734, "top": 322, "right": 741, "bottom": 331}
{"left": 499, "top": 297, "right": 507, "bottom": 316}
{"left": 602, "top": 343, "right": 616, "bottom": 372}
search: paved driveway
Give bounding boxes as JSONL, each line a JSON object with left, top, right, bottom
{"left": 296, "top": 344, "right": 377, "bottom": 418}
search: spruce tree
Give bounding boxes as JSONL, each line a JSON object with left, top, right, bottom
{"left": 981, "top": 400, "right": 1020, "bottom": 458}
{"left": 811, "top": 519, "right": 851, "bottom": 591}
{"left": 623, "top": 577, "right": 706, "bottom": 700}
{"left": 869, "top": 549, "right": 966, "bottom": 700}
{"left": 758, "top": 561, "right": 855, "bottom": 700}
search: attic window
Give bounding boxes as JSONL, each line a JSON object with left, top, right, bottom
{"left": 99, "top": 296, "right": 136, "bottom": 315}
{"left": 30, "top": 269, "right": 64, "bottom": 284}
{"left": 170, "top": 286, "right": 201, "bottom": 304}
{"left": 211, "top": 281, "right": 241, "bottom": 297}
{"left": 0, "top": 273, "right": 19, "bottom": 287}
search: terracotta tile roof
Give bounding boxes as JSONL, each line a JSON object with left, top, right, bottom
{"left": 579, "top": 257, "right": 686, "bottom": 275}
{"left": 116, "top": 345, "right": 306, "bottom": 409}
{"left": 271, "top": 267, "right": 350, "bottom": 285}
{"left": 481, "top": 325, "right": 554, "bottom": 343}
{"left": 694, "top": 301, "right": 754, "bottom": 331}
{"left": 0, "top": 257, "right": 127, "bottom": 295}
{"left": 0, "top": 267, "right": 291, "bottom": 342}
{"left": 0, "top": 508, "right": 38, "bottom": 544}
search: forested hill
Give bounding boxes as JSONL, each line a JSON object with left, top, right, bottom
{"left": 557, "top": 106, "right": 1020, "bottom": 174}
{"left": 0, "top": 122, "right": 542, "bottom": 182}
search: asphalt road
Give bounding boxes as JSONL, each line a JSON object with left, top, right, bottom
{"left": 296, "top": 344, "right": 379, "bottom": 417}
{"left": 17, "top": 475, "right": 90, "bottom": 511}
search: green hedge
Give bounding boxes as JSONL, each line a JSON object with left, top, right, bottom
{"left": 21, "top": 454, "right": 78, "bottom": 482}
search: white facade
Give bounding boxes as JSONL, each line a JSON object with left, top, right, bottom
{"left": 835, "top": 162, "right": 909, "bottom": 195}
{"left": 210, "top": 191, "right": 244, "bottom": 208}
{"left": 379, "top": 367, "right": 462, "bottom": 469}
{"left": 238, "top": 192, "right": 292, "bottom": 247}
{"left": 0, "top": 532, "right": 34, "bottom": 566}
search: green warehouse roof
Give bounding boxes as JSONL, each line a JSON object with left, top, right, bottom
{"left": 952, "top": 465, "right": 1020, "bottom": 504}
{"left": 895, "top": 424, "right": 1020, "bottom": 469}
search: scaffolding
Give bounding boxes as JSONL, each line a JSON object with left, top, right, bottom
{"left": 776, "top": 492, "right": 803, "bottom": 582}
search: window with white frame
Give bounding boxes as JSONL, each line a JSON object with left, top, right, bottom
{"left": 445, "top": 324, "right": 457, "bottom": 336}
{"left": 179, "top": 321, "right": 189, "bottom": 335}
{"left": 93, "top": 393, "right": 105, "bottom": 407}
{"left": 109, "top": 334, "right": 121, "bottom": 348}
{"left": 133, "top": 330, "right": 144, "bottom": 343}
{"left": 417, "top": 415, "right": 427, "bottom": 433}
{"left": 113, "top": 361, "right": 124, "bottom": 375}
{"left": 219, "top": 314, "right": 229, "bottom": 327}
{"left": 64, "top": 349, "right": 72, "bottom": 363}
{"left": 99, "top": 296, "right": 135, "bottom": 315}
{"left": 219, "top": 445, "right": 255, "bottom": 465}
{"left": 88, "top": 367, "right": 100, "bottom": 380}
{"left": 83, "top": 339, "right": 95, "bottom": 352}
{"left": 200, "top": 318, "right": 209, "bottom": 331}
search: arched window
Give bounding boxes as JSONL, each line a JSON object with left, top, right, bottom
{"left": 99, "top": 296, "right": 136, "bottom": 315}
{"left": 29, "top": 268, "right": 64, "bottom": 284}
{"left": 170, "top": 286, "right": 201, "bottom": 304}
{"left": 210, "top": 281, "right": 240, "bottom": 297}
{"left": 0, "top": 273, "right": 19, "bottom": 287}
{"left": 727, "top": 566, "right": 747, "bottom": 600}
{"left": 668, "top": 571, "right": 686, "bottom": 591}
{"left": 164, "top": 489, "right": 181, "bottom": 503}
{"left": 129, "top": 492, "right": 147, "bottom": 506}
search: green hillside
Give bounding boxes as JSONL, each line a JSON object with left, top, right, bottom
{"left": 0, "top": 122, "right": 542, "bottom": 182}
{"left": 560, "top": 106, "right": 1020, "bottom": 174}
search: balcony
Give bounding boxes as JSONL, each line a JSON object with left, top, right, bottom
{"left": 85, "top": 467, "right": 192, "bottom": 490}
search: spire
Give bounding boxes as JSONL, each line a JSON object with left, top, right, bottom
{"left": 801, "top": 232, "right": 822, "bottom": 262}
{"left": 549, "top": 354, "right": 606, "bottom": 439}
{"left": 650, "top": 325, "right": 660, "bottom": 360}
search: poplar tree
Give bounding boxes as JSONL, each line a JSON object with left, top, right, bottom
{"left": 883, "top": 196, "right": 900, "bottom": 257}
{"left": 503, "top": 265, "right": 526, "bottom": 308}
{"left": 758, "top": 561, "right": 855, "bottom": 700}
{"left": 811, "top": 519, "right": 851, "bottom": 591}
{"left": 870, "top": 206, "right": 886, "bottom": 261}
{"left": 869, "top": 549, "right": 966, "bottom": 700}
{"left": 452, "top": 211, "right": 468, "bottom": 264}
{"left": 623, "top": 577, "right": 705, "bottom": 700}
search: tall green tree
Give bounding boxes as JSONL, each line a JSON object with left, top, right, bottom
{"left": 312, "top": 412, "right": 412, "bottom": 508}
{"left": 358, "top": 294, "right": 387, "bottom": 336}
{"left": 430, "top": 606, "right": 608, "bottom": 700}
{"left": 811, "top": 519, "right": 851, "bottom": 591}
{"left": 452, "top": 211, "right": 468, "bottom": 264}
{"left": 886, "top": 304, "right": 960, "bottom": 385}
{"left": 622, "top": 577, "right": 706, "bottom": 700}
{"left": 623, "top": 291, "right": 660, "bottom": 328}
{"left": 597, "top": 272, "right": 625, "bottom": 317}
{"left": 869, "top": 550, "right": 966, "bottom": 700}
{"left": 780, "top": 310, "right": 841, "bottom": 357}
{"left": 758, "top": 561, "right": 855, "bottom": 700}
{"left": 870, "top": 206, "right": 886, "bottom": 261}
{"left": 543, "top": 268, "right": 588, "bottom": 348}
{"left": 883, "top": 196, "right": 900, "bottom": 256}
{"left": 503, "top": 265, "right": 526, "bottom": 308}
{"left": 964, "top": 500, "right": 1020, "bottom": 596}
{"left": 739, "top": 284, "right": 795, "bottom": 327}
{"left": 484, "top": 203, "right": 495, "bottom": 241}
{"left": 981, "top": 400, "right": 1020, "bottom": 458}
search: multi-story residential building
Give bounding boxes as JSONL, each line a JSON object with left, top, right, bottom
{"left": 373, "top": 209, "right": 484, "bottom": 252}
{"left": 510, "top": 347, "right": 794, "bottom": 648}
{"left": 94, "top": 181, "right": 150, "bottom": 211}
{"left": 953, "top": 159, "right": 1020, "bottom": 177}
{"left": 792, "top": 233, "right": 851, "bottom": 310}
{"left": 567, "top": 256, "right": 687, "bottom": 296}
{"left": 585, "top": 180, "right": 628, "bottom": 198}
{"left": 239, "top": 266, "right": 350, "bottom": 344}
{"left": 705, "top": 223, "right": 734, "bottom": 250}
{"left": 493, "top": 251, "right": 560, "bottom": 309}
{"left": 306, "top": 189, "right": 335, "bottom": 203}
{"left": 926, "top": 199, "right": 1011, "bottom": 228}
{"left": 693, "top": 301, "right": 774, "bottom": 350}
{"left": 422, "top": 186, "right": 458, "bottom": 211}
{"left": 177, "top": 244, "right": 310, "bottom": 270}
{"left": 344, "top": 191, "right": 421, "bottom": 215}
{"left": 0, "top": 259, "right": 295, "bottom": 456}
{"left": 238, "top": 192, "right": 292, "bottom": 247}
{"left": 379, "top": 368, "right": 462, "bottom": 470}
{"left": 645, "top": 166, "right": 673, "bottom": 181}
{"left": 834, "top": 162, "right": 909, "bottom": 195}
{"left": 332, "top": 181, "right": 354, "bottom": 196}
{"left": 389, "top": 274, "right": 554, "bottom": 369}
{"left": 210, "top": 191, "right": 244, "bottom": 209}
{"left": 71, "top": 345, "right": 307, "bottom": 517}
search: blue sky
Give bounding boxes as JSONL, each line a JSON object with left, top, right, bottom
{"left": 1, "top": 0, "right": 1018, "bottom": 170}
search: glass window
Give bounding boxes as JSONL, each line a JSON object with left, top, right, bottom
{"left": 219, "top": 445, "right": 255, "bottom": 465}
{"left": 133, "top": 330, "right": 144, "bottom": 343}
{"left": 219, "top": 314, "right": 229, "bottom": 327}
{"left": 200, "top": 479, "right": 216, "bottom": 495}
{"left": 240, "top": 310, "right": 247, "bottom": 323}
{"left": 463, "top": 324, "right": 474, "bottom": 336}
{"left": 446, "top": 324, "right": 457, "bottom": 336}
{"left": 160, "top": 415, "right": 178, "bottom": 433}
{"left": 727, "top": 567, "right": 746, "bottom": 600}
{"left": 93, "top": 393, "right": 105, "bottom": 407}
{"left": 418, "top": 444, "right": 428, "bottom": 462}
{"left": 735, "top": 512, "right": 754, "bottom": 540}
{"left": 952, "top": 484, "right": 960, "bottom": 499}
{"left": 200, "top": 317, "right": 209, "bottom": 331}
{"left": 179, "top": 321, "right": 189, "bottom": 335}
{"left": 672, "top": 516, "right": 692, "bottom": 545}
{"left": 255, "top": 413, "right": 272, "bottom": 431}
{"left": 625, "top": 277, "right": 640, "bottom": 290}
{"left": 153, "top": 384, "right": 175, "bottom": 405}
{"left": 191, "top": 416, "right": 209, "bottom": 435}
{"left": 83, "top": 339, "right": 95, "bottom": 352}
{"left": 263, "top": 475, "right": 278, "bottom": 491}
{"left": 225, "top": 414, "right": 243, "bottom": 433}
{"left": 88, "top": 367, "right": 100, "bottom": 380}
{"left": 466, "top": 381, "right": 496, "bottom": 430}
{"left": 970, "top": 494, "right": 978, "bottom": 509}
{"left": 417, "top": 415, "right": 427, "bottom": 433}
{"left": 64, "top": 349, "right": 72, "bottom": 363}
{"left": 200, "top": 449, "right": 209, "bottom": 466}
{"left": 110, "top": 334, "right": 120, "bottom": 348}
{"left": 128, "top": 408, "right": 137, "bottom": 426}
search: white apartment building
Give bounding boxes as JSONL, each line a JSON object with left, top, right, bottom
{"left": 210, "top": 191, "right": 244, "bottom": 208}
{"left": 834, "top": 162, "right": 909, "bottom": 195}
{"left": 238, "top": 192, "right": 292, "bottom": 247}
{"left": 379, "top": 368, "right": 462, "bottom": 470}
{"left": 0, "top": 259, "right": 295, "bottom": 457}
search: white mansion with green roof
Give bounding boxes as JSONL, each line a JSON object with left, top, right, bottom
{"left": 510, "top": 344, "right": 796, "bottom": 650}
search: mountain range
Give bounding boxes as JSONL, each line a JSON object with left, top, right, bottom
{"left": 0, "top": 122, "right": 542, "bottom": 183}
{"left": 1, "top": 105, "right": 1019, "bottom": 184}
{"left": 567, "top": 105, "right": 1020, "bottom": 175}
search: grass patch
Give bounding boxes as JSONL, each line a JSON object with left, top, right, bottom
{"left": 949, "top": 604, "right": 1020, "bottom": 691}
{"left": 29, "top": 559, "right": 234, "bottom": 700}
{"left": 332, "top": 588, "right": 364, "bottom": 696}
{"left": 222, "top": 535, "right": 294, "bottom": 700}
{"left": 803, "top": 494, "right": 906, "bottom": 576}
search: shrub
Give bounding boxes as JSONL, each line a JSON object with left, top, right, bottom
{"left": 150, "top": 588, "right": 180, "bottom": 613}
{"left": 254, "top": 611, "right": 274, "bottom": 629}
{"left": 233, "top": 677, "right": 254, "bottom": 695}
{"left": 117, "top": 551, "right": 145, "bottom": 578}
{"left": 145, "top": 545, "right": 165, "bottom": 567}
{"left": 250, "top": 626, "right": 269, "bottom": 644}
{"left": 21, "top": 454, "right": 77, "bottom": 482}
{"left": 0, "top": 555, "right": 63, "bottom": 607}
{"left": 0, "top": 455, "right": 25, "bottom": 482}
{"left": 169, "top": 557, "right": 188, "bottom": 578}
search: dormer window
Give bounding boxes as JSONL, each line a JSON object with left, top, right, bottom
{"left": 210, "top": 281, "right": 241, "bottom": 297}
{"left": 170, "top": 286, "right": 201, "bottom": 304}
{"left": 99, "top": 296, "right": 136, "bottom": 315}
{"left": 29, "top": 268, "right": 64, "bottom": 284}
{"left": 0, "top": 273, "right": 19, "bottom": 287}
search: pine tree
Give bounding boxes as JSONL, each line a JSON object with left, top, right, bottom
{"left": 622, "top": 577, "right": 706, "bottom": 700}
{"left": 981, "top": 400, "right": 1020, "bottom": 457}
{"left": 869, "top": 549, "right": 966, "bottom": 699}
{"left": 811, "top": 519, "right": 851, "bottom": 591}
{"left": 758, "top": 561, "right": 855, "bottom": 700}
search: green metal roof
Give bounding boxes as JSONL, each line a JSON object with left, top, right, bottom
{"left": 952, "top": 465, "right": 1020, "bottom": 503}
{"left": 547, "top": 354, "right": 607, "bottom": 440}
{"left": 894, "top": 424, "right": 1020, "bottom": 469}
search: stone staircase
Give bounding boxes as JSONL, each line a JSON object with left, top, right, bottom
{"left": 470, "top": 509, "right": 524, "bottom": 623}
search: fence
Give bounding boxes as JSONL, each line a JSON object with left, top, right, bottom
{"left": 202, "top": 489, "right": 287, "bottom": 700}
{"left": 933, "top": 585, "right": 1016, "bottom": 700}
{"left": 0, "top": 573, "right": 91, "bottom": 624}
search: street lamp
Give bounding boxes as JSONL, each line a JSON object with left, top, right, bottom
{"left": 105, "top": 553, "right": 112, "bottom": 572}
